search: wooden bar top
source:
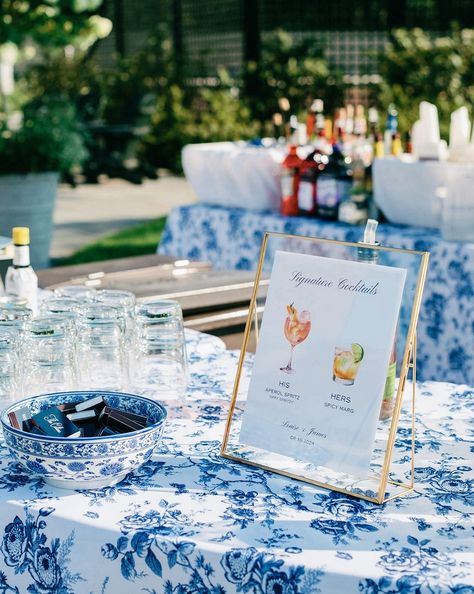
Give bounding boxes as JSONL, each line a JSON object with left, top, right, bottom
{"left": 37, "top": 254, "right": 267, "bottom": 312}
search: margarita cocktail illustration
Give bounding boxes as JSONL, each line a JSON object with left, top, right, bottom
{"left": 332, "top": 343, "right": 364, "bottom": 385}
{"left": 280, "top": 303, "right": 311, "bottom": 373}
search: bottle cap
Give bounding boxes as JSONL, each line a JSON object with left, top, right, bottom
{"left": 363, "top": 219, "right": 378, "bottom": 244}
{"left": 12, "top": 227, "right": 30, "bottom": 245}
{"left": 358, "top": 219, "right": 380, "bottom": 263}
{"left": 311, "top": 99, "right": 324, "bottom": 113}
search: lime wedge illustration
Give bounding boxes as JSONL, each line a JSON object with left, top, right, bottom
{"left": 351, "top": 343, "right": 364, "bottom": 363}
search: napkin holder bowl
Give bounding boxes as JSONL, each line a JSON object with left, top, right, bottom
{"left": 1, "top": 390, "right": 167, "bottom": 490}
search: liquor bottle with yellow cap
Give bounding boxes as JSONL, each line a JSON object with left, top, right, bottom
{"left": 5, "top": 227, "right": 38, "bottom": 314}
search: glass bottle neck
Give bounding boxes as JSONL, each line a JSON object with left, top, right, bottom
{"left": 357, "top": 243, "right": 379, "bottom": 264}
{"left": 13, "top": 244, "right": 30, "bottom": 267}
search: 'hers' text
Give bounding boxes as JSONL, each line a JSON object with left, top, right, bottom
{"left": 330, "top": 392, "right": 351, "bottom": 404}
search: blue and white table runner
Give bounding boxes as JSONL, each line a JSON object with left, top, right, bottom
{"left": 159, "top": 204, "right": 474, "bottom": 385}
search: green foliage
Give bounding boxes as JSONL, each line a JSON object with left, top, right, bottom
{"left": 139, "top": 29, "right": 341, "bottom": 172}
{"left": 187, "top": 86, "right": 259, "bottom": 142}
{"left": 24, "top": 32, "right": 166, "bottom": 127}
{"left": 0, "top": 1, "right": 110, "bottom": 176}
{"left": 57, "top": 217, "right": 167, "bottom": 266}
{"left": 0, "top": 0, "right": 111, "bottom": 49}
{"left": 377, "top": 28, "right": 474, "bottom": 138}
{"left": 140, "top": 83, "right": 260, "bottom": 171}
{"left": 101, "top": 26, "right": 177, "bottom": 127}
{"left": 25, "top": 25, "right": 180, "bottom": 171}
{"left": 0, "top": 95, "right": 88, "bottom": 175}
{"left": 13, "top": 25, "right": 343, "bottom": 175}
{"left": 245, "top": 29, "right": 344, "bottom": 123}
{"left": 25, "top": 25, "right": 187, "bottom": 173}
{"left": 139, "top": 85, "right": 191, "bottom": 171}
{"left": 127, "top": 29, "right": 261, "bottom": 171}
{"left": 24, "top": 53, "right": 103, "bottom": 123}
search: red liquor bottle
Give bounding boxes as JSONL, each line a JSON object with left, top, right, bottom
{"left": 280, "top": 145, "right": 301, "bottom": 217}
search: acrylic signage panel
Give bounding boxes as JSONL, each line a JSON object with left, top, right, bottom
{"left": 238, "top": 250, "right": 407, "bottom": 478}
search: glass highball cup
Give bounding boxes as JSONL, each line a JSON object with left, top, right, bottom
{"left": 0, "top": 295, "right": 29, "bottom": 307}
{"left": 93, "top": 290, "right": 137, "bottom": 377}
{"left": 41, "top": 296, "right": 81, "bottom": 316}
{"left": 54, "top": 285, "right": 96, "bottom": 302}
{"left": 22, "top": 316, "right": 77, "bottom": 397}
{"left": 0, "top": 303, "right": 33, "bottom": 325}
{"left": 134, "top": 300, "right": 188, "bottom": 400}
{"left": 76, "top": 304, "right": 127, "bottom": 391}
{"left": 0, "top": 305, "right": 33, "bottom": 345}
{"left": 0, "top": 332, "right": 21, "bottom": 406}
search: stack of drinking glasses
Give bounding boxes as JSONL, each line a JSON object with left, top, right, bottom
{"left": 76, "top": 303, "right": 128, "bottom": 392}
{"left": 0, "top": 298, "right": 33, "bottom": 406}
{"left": 0, "top": 286, "right": 188, "bottom": 408}
{"left": 23, "top": 316, "right": 77, "bottom": 396}
{"left": 0, "top": 331, "right": 20, "bottom": 406}
{"left": 134, "top": 301, "right": 188, "bottom": 398}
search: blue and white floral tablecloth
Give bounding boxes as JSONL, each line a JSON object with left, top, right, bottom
{"left": 0, "top": 331, "right": 472, "bottom": 594}
{"left": 158, "top": 204, "right": 474, "bottom": 385}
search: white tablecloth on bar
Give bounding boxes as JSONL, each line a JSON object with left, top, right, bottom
{"left": 182, "top": 142, "right": 284, "bottom": 210}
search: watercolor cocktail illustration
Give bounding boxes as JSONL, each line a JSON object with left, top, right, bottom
{"left": 280, "top": 303, "right": 311, "bottom": 373}
{"left": 332, "top": 343, "right": 364, "bottom": 385}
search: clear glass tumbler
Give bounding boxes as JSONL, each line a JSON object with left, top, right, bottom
{"left": 0, "top": 332, "right": 21, "bottom": 406}
{"left": 54, "top": 285, "right": 96, "bottom": 302}
{"left": 0, "top": 295, "right": 29, "bottom": 307}
{"left": 22, "top": 316, "right": 77, "bottom": 397}
{"left": 134, "top": 300, "right": 188, "bottom": 400}
{"left": 76, "top": 304, "right": 127, "bottom": 391}
{"left": 0, "top": 303, "right": 33, "bottom": 324}
{"left": 93, "top": 289, "right": 136, "bottom": 341}
{"left": 94, "top": 289, "right": 137, "bottom": 377}
{"left": 0, "top": 307, "right": 30, "bottom": 401}
{"left": 94, "top": 290, "right": 136, "bottom": 316}
{"left": 0, "top": 304, "right": 33, "bottom": 337}
{"left": 41, "top": 296, "right": 81, "bottom": 315}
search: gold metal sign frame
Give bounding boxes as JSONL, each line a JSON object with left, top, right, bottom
{"left": 220, "top": 232, "right": 430, "bottom": 504}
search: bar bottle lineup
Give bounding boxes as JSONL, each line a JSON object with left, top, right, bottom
{"left": 277, "top": 101, "right": 406, "bottom": 224}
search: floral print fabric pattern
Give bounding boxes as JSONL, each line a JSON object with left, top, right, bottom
{"left": 0, "top": 332, "right": 472, "bottom": 593}
{"left": 0, "top": 507, "right": 82, "bottom": 594}
{"left": 158, "top": 203, "right": 474, "bottom": 384}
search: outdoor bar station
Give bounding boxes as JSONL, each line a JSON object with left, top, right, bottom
{"left": 0, "top": 2, "right": 472, "bottom": 593}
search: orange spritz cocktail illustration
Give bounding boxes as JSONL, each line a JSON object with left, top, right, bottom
{"left": 333, "top": 343, "right": 364, "bottom": 385}
{"left": 280, "top": 303, "right": 311, "bottom": 373}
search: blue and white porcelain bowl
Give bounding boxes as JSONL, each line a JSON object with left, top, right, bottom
{"left": 1, "top": 390, "right": 167, "bottom": 490}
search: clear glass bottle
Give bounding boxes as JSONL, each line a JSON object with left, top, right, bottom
{"left": 357, "top": 221, "right": 397, "bottom": 421}
{"left": 5, "top": 227, "right": 38, "bottom": 315}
